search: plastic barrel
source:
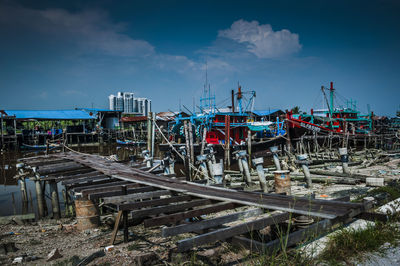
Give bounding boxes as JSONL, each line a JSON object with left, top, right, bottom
{"left": 75, "top": 199, "right": 100, "bottom": 230}
{"left": 273, "top": 170, "right": 291, "bottom": 195}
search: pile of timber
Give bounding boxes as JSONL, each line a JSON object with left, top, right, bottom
{"left": 17, "top": 152, "right": 380, "bottom": 254}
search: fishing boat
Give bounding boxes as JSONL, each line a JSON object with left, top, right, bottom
{"left": 160, "top": 85, "right": 286, "bottom": 155}
{"left": 287, "top": 82, "right": 373, "bottom": 138}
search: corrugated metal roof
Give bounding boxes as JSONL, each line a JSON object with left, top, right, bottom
{"left": 252, "top": 109, "right": 283, "bottom": 116}
{"left": 3, "top": 110, "right": 96, "bottom": 120}
{"left": 121, "top": 116, "right": 147, "bottom": 122}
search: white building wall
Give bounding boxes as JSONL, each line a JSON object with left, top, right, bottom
{"left": 108, "top": 91, "right": 151, "bottom": 115}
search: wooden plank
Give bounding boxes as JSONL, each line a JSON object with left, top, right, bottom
{"left": 131, "top": 199, "right": 212, "bottom": 219}
{"left": 68, "top": 179, "right": 121, "bottom": 190}
{"left": 162, "top": 208, "right": 263, "bottom": 237}
{"left": 0, "top": 213, "right": 36, "bottom": 225}
{"left": 37, "top": 163, "right": 87, "bottom": 175}
{"left": 144, "top": 202, "right": 237, "bottom": 228}
{"left": 176, "top": 212, "right": 290, "bottom": 252}
{"left": 118, "top": 195, "right": 192, "bottom": 211}
{"left": 27, "top": 159, "right": 70, "bottom": 167}
{"left": 53, "top": 152, "right": 363, "bottom": 219}
{"left": 62, "top": 175, "right": 109, "bottom": 186}
{"left": 45, "top": 168, "right": 96, "bottom": 179}
{"left": 89, "top": 186, "right": 157, "bottom": 201}
{"left": 42, "top": 170, "right": 103, "bottom": 181}
{"left": 80, "top": 183, "right": 141, "bottom": 198}
{"left": 103, "top": 189, "right": 170, "bottom": 204}
{"left": 73, "top": 181, "right": 131, "bottom": 192}
{"left": 110, "top": 210, "right": 123, "bottom": 245}
{"left": 36, "top": 161, "right": 79, "bottom": 170}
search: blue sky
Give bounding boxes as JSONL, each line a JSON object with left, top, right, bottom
{"left": 0, "top": 0, "right": 399, "bottom": 115}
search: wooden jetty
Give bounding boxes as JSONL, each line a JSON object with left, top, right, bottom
{"left": 17, "top": 152, "right": 380, "bottom": 253}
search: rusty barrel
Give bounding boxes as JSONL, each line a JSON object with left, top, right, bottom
{"left": 273, "top": 170, "right": 291, "bottom": 195}
{"left": 75, "top": 198, "right": 99, "bottom": 230}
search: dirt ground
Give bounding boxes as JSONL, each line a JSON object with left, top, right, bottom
{"left": 0, "top": 214, "right": 254, "bottom": 265}
{"left": 1, "top": 157, "right": 399, "bottom": 265}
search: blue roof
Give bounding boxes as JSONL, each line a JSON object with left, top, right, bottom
{"left": 78, "top": 108, "right": 121, "bottom": 116}
{"left": 252, "top": 109, "right": 283, "bottom": 116}
{"left": 3, "top": 110, "right": 96, "bottom": 120}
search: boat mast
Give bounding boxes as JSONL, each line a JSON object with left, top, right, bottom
{"left": 329, "top": 82, "right": 335, "bottom": 116}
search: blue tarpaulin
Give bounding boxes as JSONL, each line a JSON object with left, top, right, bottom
{"left": 252, "top": 109, "right": 282, "bottom": 116}
{"left": 3, "top": 110, "right": 96, "bottom": 120}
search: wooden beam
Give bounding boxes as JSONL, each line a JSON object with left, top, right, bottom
{"left": 131, "top": 199, "right": 212, "bottom": 219}
{"left": 27, "top": 159, "right": 71, "bottom": 167}
{"left": 89, "top": 186, "right": 157, "bottom": 201}
{"left": 176, "top": 211, "right": 290, "bottom": 252}
{"left": 73, "top": 181, "right": 131, "bottom": 192}
{"left": 103, "top": 189, "right": 170, "bottom": 204}
{"left": 80, "top": 183, "right": 141, "bottom": 198}
{"left": 68, "top": 178, "right": 121, "bottom": 190}
{"left": 45, "top": 168, "right": 96, "bottom": 180}
{"left": 109, "top": 210, "right": 123, "bottom": 245}
{"left": 118, "top": 195, "right": 192, "bottom": 211}
{"left": 162, "top": 208, "right": 263, "bottom": 237}
{"left": 62, "top": 175, "right": 110, "bottom": 186}
{"left": 36, "top": 162, "right": 85, "bottom": 175}
{"left": 144, "top": 202, "right": 237, "bottom": 228}
{"left": 42, "top": 170, "right": 102, "bottom": 181}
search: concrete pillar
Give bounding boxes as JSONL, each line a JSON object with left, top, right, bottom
{"left": 179, "top": 146, "right": 190, "bottom": 181}
{"left": 196, "top": 154, "right": 209, "bottom": 183}
{"left": 211, "top": 162, "right": 223, "bottom": 184}
{"left": 297, "top": 154, "right": 312, "bottom": 189}
{"left": 49, "top": 180, "right": 61, "bottom": 219}
{"left": 34, "top": 177, "right": 45, "bottom": 218}
{"left": 169, "top": 157, "right": 175, "bottom": 175}
{"left": 338, "top": 147, "right": 349, "bottom": 174}
{"left": 16, "top": 163, "right": 28, "bottom": 203}
{"left": 252, "top": 157, "right": 268, "bottom": 192}
{"left": 207, "top": 144, "right": 216, "bottom": 163}
{"left": 205, "top": 145, "right": 216, "bottom": 179}
{"left": 270, "top": 146, "right": 281, "bottom": 171}
{"left": 142, "top": 149, "right": 153, "bottom": 168}
{"left": 235, "top": 152, "right": 244, "bottom": 175}
{"left": 162, "top": 153, "right": 171, "bottom": 175}
{"left": 237, "top": 150, "right": 251, "bottom": 185}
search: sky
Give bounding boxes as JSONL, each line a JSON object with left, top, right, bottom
{"left": 0, "top": 0, "right": 399, "bottom": 116}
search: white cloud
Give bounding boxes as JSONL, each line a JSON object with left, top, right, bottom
{"left": 0, "top": 3, "right": 154, "bottom": 57}
{"left": 218, "top": 19, "right": 301, "bottom": 58}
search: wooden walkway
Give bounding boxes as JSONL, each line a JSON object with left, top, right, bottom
{"left": 19, "top": 152, "right": 373, "bottom": 253}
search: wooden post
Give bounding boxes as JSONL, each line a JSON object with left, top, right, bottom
{"left": 247, "top": 129, "right": 252, "bottom": 160}
{"left": 122, "top": 185, "right": 129, "bottom": 243}
{"left": 49, "top": 180, "right": 61, "bottom": 219}
{"left": 0, "top": 115, "right": 3, "bottom": 150}
{"left": 13, "top": 118, "right": 17, "bottom": 148}
{"left": 45, "top": 139, "right": 50, "bottom": 155}
{"left": 183, "top": 121, "right": 191, "bottom": 180}
{"left": 151, "top": 112, "right": 156, "bottom": 158}
{"left": 200, "top": 127, "right": 207, "bottom": 155}
{"left": 285, "top": 119, "right": 292, "bottom": 154}
{"left": 188, "top": 120, "right": 195, "bottom": 165}
{"left": 224, "top": 115, "right": 230, "bottom": 169}
{"left": 147, "top": 112, "right": 152, "bottom": 152}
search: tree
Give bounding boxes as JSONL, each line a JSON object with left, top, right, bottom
{"left": 292, "top": 106, "right": 301, "bottom": 114}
